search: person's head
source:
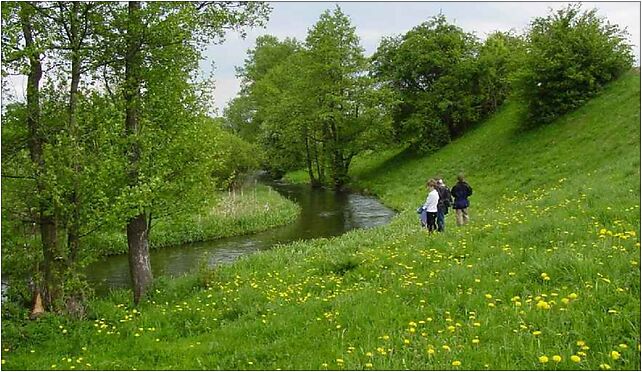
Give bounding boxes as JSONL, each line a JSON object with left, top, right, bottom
{"left": 437, "top": 179, "right": 445, "bottom": 187}
{"left": 426, "top": 179, "right": 437, "bottom": 189}
{"left": 457, "top": 174, "right": 466, "bottom": 183}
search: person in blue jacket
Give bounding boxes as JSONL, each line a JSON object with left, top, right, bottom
{"left": 450, "top": 174, "right": 473, "bottom": 226}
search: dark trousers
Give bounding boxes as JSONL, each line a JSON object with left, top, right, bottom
{"left": 437, "top": 207, "right": 447, "bottom": 232}
{"left": 426, "top": 212, "right": 438, "bottom": 232}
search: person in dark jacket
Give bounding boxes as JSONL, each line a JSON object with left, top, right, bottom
{"left": 435, "top": 179, "right": 452, "bottom": 232}
{"left": 451, "top": 174, "right": 473, "bottom": 226}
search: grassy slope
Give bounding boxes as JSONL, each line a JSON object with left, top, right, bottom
{"left": 2, "top": 73, "right": 640, "bottom": 371}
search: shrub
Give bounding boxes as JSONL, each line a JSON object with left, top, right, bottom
{"left": 515, "top": 4, "right": 634, "bottom": 126}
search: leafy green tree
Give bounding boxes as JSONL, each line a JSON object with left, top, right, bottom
{"left": 476, "top": 31, "right": 526, "bottom": 115}
{"left": 514, "top": 4, "right": 634, "bottom": 126}
{"left": 109, "top": 1, "right": 270, "bottom": 304}
{"left": 304, "top": 6, "right": 386, "bottom": 188}
{"left": 372, "top": 14, "right": 485, "bottom": 151}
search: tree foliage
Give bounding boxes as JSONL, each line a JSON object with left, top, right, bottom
{"left": 514, "top": 4, "right": 634, "bottom": 126}
{"left": 371, "top": 15, "right": 524, "bottom": 152}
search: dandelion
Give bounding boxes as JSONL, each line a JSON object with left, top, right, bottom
{"left": 403, "top": 339, "right": 411, "bottom": 345}
{"left": 569, "top": 293, "right": 578, "bottom": 299}
{"left": 452, "top": 360, "right": 461, "bottom": 366}
{"left": 618, "top": 343, "right": 628, "bottom": 349}
{"left": 336, "top": 359, "right": 344, "bottom": 364}
{"left": 536, "top": 300, "right": 551, "bottom": 310}
{"left": 427, "top": 348, "right": 435, "bottom": 355}
{"left": 600, "top": 363, "right": 612, "bottom": 370}
{"left": 472, "top": 338, "right": 480, "bottom": 344}
{"left": 532, "top": 331, "right": 542, "bottom": 336}
{"left": 577, "top": 340, "right": 586, "bottom": 347}
{"left": 365, "top": 363, "right": 373, "bottom": 368}
{"left": 610, "top": 351, "right": 621, "bottom": 360}
{"left": 570, "top": 355, "right": 581, "bottom": 363}
{"left": 538, "top": 355, "right": 549, "bottom": 363}
{"left": 552, "top": 355, "right": 562, "bottom": 363}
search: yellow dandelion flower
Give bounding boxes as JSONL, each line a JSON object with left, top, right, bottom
{"left": 536, "top": 300, "right": 551, "bottom": 310}
{"left": 427, "top": 348, "right": 435, "bottom": 355}
{"left": 569, "top": 293, "right": 578, "bottom": 299}
{"left": 538, "top": 355, "right": 549, "bottom": 363}
{"left": 552, "top": 355, "right": 562, "bottom": 362}
{"left": 382, "top": 335, "right": 390, "bottom": 340}
{"left": 618, "top": 343, "right": 628, "bottom": 349}
{"left": 577, "top": 340, "right": 586, "bottom": 346}
{"left": 600, "top": 363, "right": 612, "bottom": 370}
{"left": 472, "top": 338, "right": 480, "bottom": 344}
{"left": 487, "top": 302, "right": 495, "bottom": 308}
{"left": 570, "top": 355, "right": 581, "bottom": 363}
{"left": 365, "top": 352, "right": 373, "bottom": 357}
{"left": 336, "top": 359, "right": 344, "bottom": 364}
{"left": 610, "top": 351, "right": 621, "bottom": 360}
{"left": 485, "top": 294, "right": 493, "bottom": 299}
{"left": 452, "top": 361, "right": 461, "bottom": 366}
{"left": 532, "top": 331, "right": 542, "bottom": 336}
{"left": 365, "top": 363, "right": 373, "bottom": 368}
{"left": 442, "top": 345, "right": 451, "bottom": 351}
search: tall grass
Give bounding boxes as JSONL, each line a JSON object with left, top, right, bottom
{"left": 1, "top": 72, "right": 639, "bottom": 370}
{"left": 85, "top": 184, "right": 300, "bottom": 256}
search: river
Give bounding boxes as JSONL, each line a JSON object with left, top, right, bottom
{"left": 83, "top": 180, "right": 395, "bottom": 295}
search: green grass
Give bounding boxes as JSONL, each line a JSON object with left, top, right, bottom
{"left": 2, "top": 72, "right": 640, "bottom": 370}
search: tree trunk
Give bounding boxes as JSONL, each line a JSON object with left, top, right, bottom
{"left": 127, "top": 213, "right": 152, "bottom": 304}
{"left": 304, "top": 130, "right": 319, "bottom": 187}
{"left": 67, "top": 1, "right": 82, "bottom": 264}
{"left": 125, "top": 1, "right": 153, "bottom": 304}
{"left": 20, "top": 2, "right": 61, "bottom": 311}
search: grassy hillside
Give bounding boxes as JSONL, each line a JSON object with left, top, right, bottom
{"left": 2, "top": 72, "right": 639, "bottom": 370}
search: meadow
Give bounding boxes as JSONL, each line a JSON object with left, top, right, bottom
{"left": 1, "top": 72, "right": 639, "bottom": 370}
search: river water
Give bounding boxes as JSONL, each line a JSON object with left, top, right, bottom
{"left": 84, "top": 180, "right": 396, "bottom": 295}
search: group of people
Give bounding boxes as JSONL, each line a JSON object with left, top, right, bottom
{"left": 418, "top": 174, "right": 473, "bottom": 233}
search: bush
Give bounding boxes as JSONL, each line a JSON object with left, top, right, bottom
{"left": 515, "top": 4, "right": 634, "bottom": 126}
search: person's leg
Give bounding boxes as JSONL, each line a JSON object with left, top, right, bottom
{"left": 427, "top": 212, "right": 437, "bottom": 232}
{"left": 437, "top": 209, "right": 445, "bottom": 232}
{"left": 462, "top": 208, "right": 469, "bottom": 224}
{"left": 455, "top": 209, "right": 463, "bottom": 226}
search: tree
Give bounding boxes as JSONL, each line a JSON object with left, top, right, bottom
{"left": 371, "top": 14, "right": 485, "bottom": 151}
{"left": 304, "top": 6, "right": 384, "bottom": 189}
{"left": 513, "top": 4, "right": 634, "bottom": 126}
{"left": 111, "top": 1, "right": 270, "bottom": 304}
{"left": 2, "top": 1, "right": 271, "bottom": 308}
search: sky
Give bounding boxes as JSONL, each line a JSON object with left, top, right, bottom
{"left": 201, "top": 1, "right": 641, "bottom": 115}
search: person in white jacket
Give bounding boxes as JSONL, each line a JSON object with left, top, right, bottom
{"left": 423, "top": 179, "right": 439, "bottom": 233}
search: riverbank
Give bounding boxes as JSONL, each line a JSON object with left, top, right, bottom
{"left": 1, "top": 72, "right": 639, "bottom": 370}
{"left": 84, "top": 183, "right": 301, "bottom": 256}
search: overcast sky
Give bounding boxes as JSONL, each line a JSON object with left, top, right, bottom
{"left": 202, "top": 1, "right": 641, "bottom": 115}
